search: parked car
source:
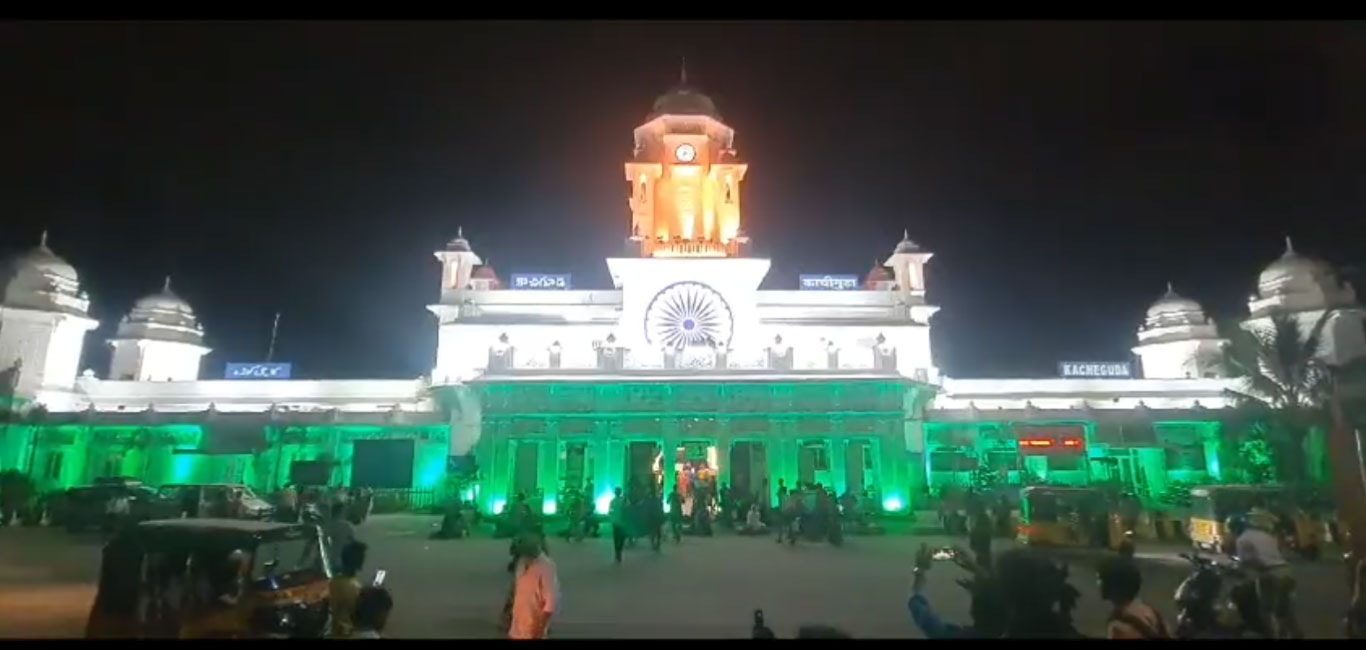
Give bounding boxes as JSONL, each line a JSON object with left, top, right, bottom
{"left": 158, "top": 483, "right": 276, "bottom": 520}
{"left": 48, "top": 481, "right": 182, "bottom": 533}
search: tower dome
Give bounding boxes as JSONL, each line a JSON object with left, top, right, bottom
{"left": 114, "top": 277, "right": 204, "bottom": 346}
{"left": 1134, "top": 282, "right": 1225, "bottom": 379}
{"left": 647, "top": 63, "right": 719, "bottom": 119}
{"left": 864, "top": 262, "right": 894, "bottom": 290}
{"left": 893, "top": 230, "right": 922, "bottom": 255}
{"left": 2, "top": 231, "right": 89, "bottom": 315}
{"left": 650, "top": 84, "right": 719, "bottom": 119}
{"left": 1257, "top": 236, "right": 1330, "bottom": 298}
{"left": 1145, "top": 283, "right": 1204, "bottom": 322}
{"left": 107, "top": 277, "right": 209, "bottom": 382}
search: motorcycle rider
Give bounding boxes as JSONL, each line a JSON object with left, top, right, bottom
{"left": 1232, "top": 508, "right": 1301, "bottom": 638}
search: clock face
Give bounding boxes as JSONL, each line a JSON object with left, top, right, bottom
{"left": 674, "top": 143, "right": 697, "bottom": 163}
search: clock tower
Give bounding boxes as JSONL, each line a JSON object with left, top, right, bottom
{"left": 623, "top": 69, "right": 749, "bottom": 258}
{"left": 609, "top": 72, "right": 769, "bottom": 353}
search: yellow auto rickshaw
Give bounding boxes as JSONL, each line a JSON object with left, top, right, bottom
{"left": 1187, "top": 484, "right": 1321, "bottom": 559}
{"left": 85, "top": 518, "right": 332, "bottom": 639}
{"left": 1017, "top": 486, "right": 1126, "bottom": 550}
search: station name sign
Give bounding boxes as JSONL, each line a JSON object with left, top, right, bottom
{"left": 1058, "top": 361, "right": 1132, "bottom": 379}
{"left": 799, "top": 274, "right": 859, "bottom": 291}
{"left": 225, "top": 362, "right": 293, "bottom": 380}
{"left": 510, "top": 273, "right": 572, "bottom": 290}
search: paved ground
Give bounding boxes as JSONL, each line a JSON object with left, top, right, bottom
{"left": 0, "top": 515, "right": 1353, "bottom": 638}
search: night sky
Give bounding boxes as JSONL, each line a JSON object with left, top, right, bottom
{"left": 2, "top": 21, "right": 1363, "bottom": 380}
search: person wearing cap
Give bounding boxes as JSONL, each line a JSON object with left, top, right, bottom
{"left": 1234, "top": 507, "right": 1301, "bottom": 638}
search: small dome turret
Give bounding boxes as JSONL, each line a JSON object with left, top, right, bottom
{"left": 893, "top": 230, "right": 921, "bottom": 254}
{"left": 1257, "top": 236, "right": 1332, "bottom": 298}
{"left": 113, "top": 277, "right": 205, "bottom": 346}
{"left": 1142, "top": 282, "right": 1210, "bottom": 330}
{"left": 2, "top": 231, "right": 89, "bottom": 315}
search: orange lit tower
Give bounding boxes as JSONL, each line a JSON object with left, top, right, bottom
{"left": 624, "top": 67, "right": 748, "bottom": 258}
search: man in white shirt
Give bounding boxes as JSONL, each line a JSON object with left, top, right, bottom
{"left": 509, "top": 532, "right": 560, "bottom": 640}
{"left": 1233, "top": 509, "right": 1300, "bottom": 638}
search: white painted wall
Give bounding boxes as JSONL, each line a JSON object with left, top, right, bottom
{"left": 0, "top": 306, "right": 97, "bottom": 396}
{"left": 109, "top": 339, "right": 208, "bottom": 382}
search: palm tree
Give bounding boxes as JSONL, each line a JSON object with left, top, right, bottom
{"left": 1220, "top": 309, "right": 1339, "bottom": 485}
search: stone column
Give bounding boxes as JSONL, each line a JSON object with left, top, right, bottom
{"left": 829, "top": 431, "right": 848, "bottom": 496}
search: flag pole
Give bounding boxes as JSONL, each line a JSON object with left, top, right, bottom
{"left": 266, "top": 312, "right": 281, "bottom": 363}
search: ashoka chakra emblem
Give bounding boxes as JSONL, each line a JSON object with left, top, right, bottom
{"left": 643, "top": 281, "right": 734, "bottom": 350}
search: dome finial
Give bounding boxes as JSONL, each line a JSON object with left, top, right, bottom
{"left": 163, "top": 275, "right": 173, "bottom": 293}
{"left": 679, "top": 55, "right": 688, "bottom": 85}
{"left": 457, "top": 225, "right": 464, "bottom": 239}
{"left": 1166, "top": 280, "right": 1174, "bottom": 295}
{"left": 1284, "top": 234, "right": 1295, "bottom": 254}
{"left": 38, "top": 229, "right": 49, "bottom": 250}
{"left": 902, "top": 229, "right": 910, "bottom": 241}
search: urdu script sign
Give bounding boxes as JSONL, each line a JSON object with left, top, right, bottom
{"left": 225, "top": 363, "right": 293, "bottom": 380}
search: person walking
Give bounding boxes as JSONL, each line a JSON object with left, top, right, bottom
{"left": 1235, "top": 508, "right": 1302, "bottom": 639}
{"left": 609, "top": 487, "right": 628, "bottom": 564}
{"left": 508, "top": 532, "right": 560, "bottom": 640}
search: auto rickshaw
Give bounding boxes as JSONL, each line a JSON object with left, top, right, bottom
{"left": 1187, "top": 484, "right": 1321, "bottom": 559}
{"left": 1016, "top": 486, "right": 1126, "bottom": 550}
{"left": 85, "top": 518, "right": 331, "bottom": 639}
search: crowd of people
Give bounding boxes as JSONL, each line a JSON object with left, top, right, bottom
{"left": 907, "top": 503, "right": 1318, "bottom": 640}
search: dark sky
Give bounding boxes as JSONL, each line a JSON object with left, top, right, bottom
{"left": 2, "top": 21, "right": 1364, "bottom": 380}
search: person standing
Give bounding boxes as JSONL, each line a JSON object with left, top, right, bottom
{"left": 647, "top": 487, "right": 665, "bottom": 552}
{"left": 609, "top": 487, "right": 628, "bottom": 564}
{"left": 350, "top": 586, "right": 393, "bottom": 639}
{"left": 509, "top": 532, "right": 560, "bottom": 640}
{"left": 1097, "top": 556, "right": 1169, "bottom": 638}
{"left": 667, "top": 487, "right": 685, "bottom": 543}
{"left": 324, "top": 503, "right": 358, "bottom": 570}
{"left": 328, "top": 542, "right": 368, "bottom": 638}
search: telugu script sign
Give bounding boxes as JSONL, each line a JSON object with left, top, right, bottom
{"left": 510, "top": 273, "right": 572, "bottom": 290}
{"left": 798, "top": 274, "right": 859, "bottom": 291}
{"left": 1058, "top": 361, "right": 1132, "bottom": 378}
{"left": 224, "top": 362, "right": 293, "bottom": 380}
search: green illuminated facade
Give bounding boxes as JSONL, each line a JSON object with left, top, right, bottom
{"left": 0, "top": 393, "right": 1328, "bottom": 513}
{"left": 469, "top": 378, "right": 933, "bottom": 515}
{"left": 0, "top": 411, "right": 451, "bottom": 497}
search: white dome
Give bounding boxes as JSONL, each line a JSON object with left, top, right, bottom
{"left": 2, "top": 233, "right": 88, "bottom": 315}
{"left": 1258, "top": 245, "right": 1329, "bottom": 296}
{"left": 13, "top": 245, "right": 78, "bottom": 283}
{"left": 1146, "top": 286, "right": 1203, "bottom": 320}
{"left": 132, "top": 289, "right": 195, "bottom": 316}
{"left": 1142, "top": 283, "right": 1208, "bottom": 330}
{"left": 113, "top": 278, "right": 204, "bottom": 345}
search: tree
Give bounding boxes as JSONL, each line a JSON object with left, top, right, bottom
{"left": 1220, "top": 309, "right": 1337, "bottom": 485}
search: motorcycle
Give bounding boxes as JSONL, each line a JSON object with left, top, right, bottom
{"left": 1174, "top": 552, "right": 1266, "bottom": 638}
